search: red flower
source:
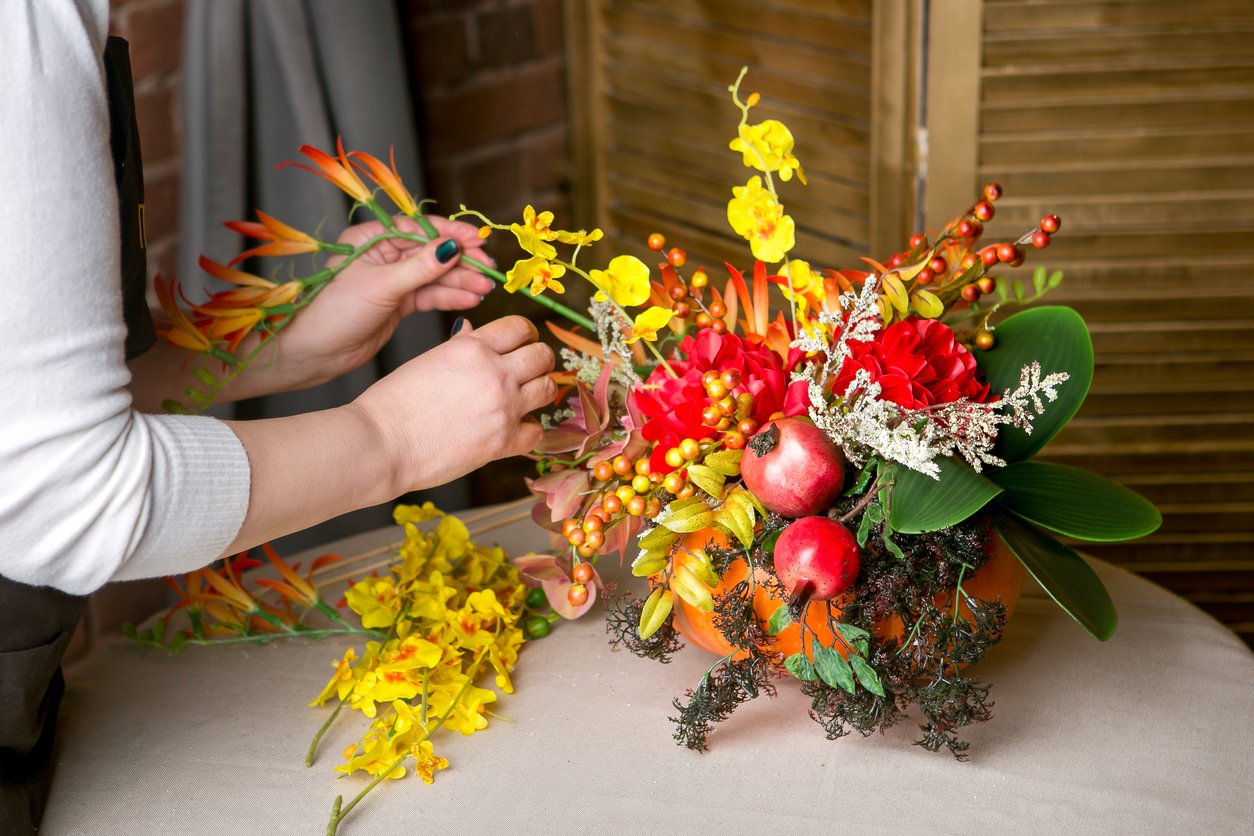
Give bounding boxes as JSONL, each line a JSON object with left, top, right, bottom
{"left": 832, "top": 317, "right": 993, "bottom": 410}
{"left": 631, "top": 328, "right": 810, "bottom": 474}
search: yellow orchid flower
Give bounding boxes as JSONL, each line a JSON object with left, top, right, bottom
{"left": 625, "top": 306, "right": 675, "bottom": 344}
{"left": 588, "top": 254, "right": 651, "bottom": 307}
{"left": 509, "top": 205, "right": 558, "bottom": 260}
{"left": 730, "top": 119, "right": 807, "bottom": 184}
{"left": 727, "top": 175, "right": 795, "bottom": 264}
{"left": 310, "top": 647, "right": 359, "bottom": 707}
{"left": 505, "top": 255, "right": 566, "bottom": 296}
{"left": 553, "top": 227, "right": 604, "bottom": 246}
{"left": 393, "top": 502, "right": 443, "bottom": 526}
{"left": 410, "top": 740, "right": 450, "bottom": 784}
{"left": 345, "top": 576, "right": 403, "bottom": 629}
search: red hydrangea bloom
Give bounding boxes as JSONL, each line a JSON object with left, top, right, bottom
{"left": 832, "top": 317, "right": 993, "bottom": 410}
{"left": 631, "top": 328, "right": 810, "bottom": 474}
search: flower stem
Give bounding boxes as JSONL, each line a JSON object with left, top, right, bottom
{"left": 306, "top": 698, "right": 346, "bottom": 767}
{"left": 325, "top": 655, "right": 487, "bottom": 835}
{"left": 406, "top": 212, "right": 595, "bottom": 330}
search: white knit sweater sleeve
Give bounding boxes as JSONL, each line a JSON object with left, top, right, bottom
{"left": 0, "top": 0, "right": 251, "bottom": 594}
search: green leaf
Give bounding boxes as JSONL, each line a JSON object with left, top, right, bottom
{"left": 850, "top": 656, "right": 885, "bottom": 697}
{"left": 716, "top": 488, "right": 760, "bottom": 549}
{"left": 835, "top": 622, "right": 870, "bottom": 656}
{"left": 657, "top": 497, "right": 715, "bottom": 533}
{"left": 784, "top": 653, "right": 819, "bottom": 681}
{"left": 911, "top": 288, "right": 943, "bottom": 319}
{"left": 686, "top": 464, "right": 726, "bottom": 498}
{"left": 638, "top": 588, "right": 674, "bottom": 639}
{"left": 990, "top": 461, "right": 1161, "bottom": 542}
{"left": 631, "top": 550, "right": 669, "bottom": 577}
{"left": 844, "top": 460, "right": 877, "bottom": 496}
{"left": 121, "top": 622, "right": 137, "bottom": 640}
{"left": 975, "top": 306, "right": 1093, "bottom": 462}
{"left": 766, "top": 605, "right": 793, "bottom": 635}
{"left": 1032, "top": 266, "right": 1046, "bottom": 295}
{"left": 638, "top": 525, "right": 680, "bottom": 554}
{"left": 670, "top": 565, "right": 714, "bottom": 611}
{"left": 994, "top": 511, "right": 1117, "bottom": 641}
{"left": 856, "top": 499, "right": 881, "bottom": 547}
{"left": 813, "top": 644, "right": 856, "bottom": 694}
{"left": 703, "top": 448, "right": 743, "bottom": 477}
{"left": 887, "top": 458, "right": 1002, "bottom": 534}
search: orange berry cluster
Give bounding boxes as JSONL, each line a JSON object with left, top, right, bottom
{"left": 885, "top": 183, "right": 1062, "bottom": 349}
{"left": 647, "top": 233, "right": 729, "bottom": 334}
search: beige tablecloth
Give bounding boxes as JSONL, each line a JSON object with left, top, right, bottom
{"left": 44, "top": 504, "right": 1254, "bottom": 835}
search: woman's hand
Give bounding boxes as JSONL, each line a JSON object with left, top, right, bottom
{"left": 222, "top": 214, "right": 496, "bottom": 400}
{"left": 350, "top": 316, "right": 556, "bottom": 494}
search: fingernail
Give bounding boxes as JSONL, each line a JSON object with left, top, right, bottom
{"left": 436, "top": 239, "right": 460, "bottom": 263}
{"left": 450, "top": 316, "right": 467, "bottom": 336}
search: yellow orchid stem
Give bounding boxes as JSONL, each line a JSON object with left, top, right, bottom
{"left": 306, "top": 697, "right": 346, "bottom": 767}
{"left": 642, "top": 337, "right": 679, "bottom": 379}
{"left": 326, "top": 653, "right": 488, "bottom": 836}
{"left": 407, "top": 213, "right": 596, "bottom": 330}
{"left": 727, "top": 67, "right": 798, "bottom": 331}
{"left": 554, "top": 259, "right": 680, "bottom": 380}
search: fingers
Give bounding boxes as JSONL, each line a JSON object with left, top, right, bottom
{"left": 519, "top": 375, "right": 558, "bottom": 413}
{"left": 462, "top": 315, "right": 539, "bottom": 354}
{"left": 507, "top": 415, "right": 545, "bottom": 457}
{"left": 506, "top": 341, "right": 555, "bottom": 383}
{"left": 390, "top": 215, "right": 495, "bottom": 262}
{"left": 432, "top": 265, "right": 495, "bottom": 296}
{"left": 403, "top": 285, "right": 483, "bottom": 315}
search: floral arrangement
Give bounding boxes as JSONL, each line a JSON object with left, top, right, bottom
{"left": 128, "top": 503, "right": 537, "bottom": 834}
{"left": 472, "top": 69, "right": 1163, "bottom": 755}
{"left": 148, "top": 64, "right": 1166, "bottom": 826}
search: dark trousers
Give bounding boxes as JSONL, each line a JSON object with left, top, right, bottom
{"left": 0, "top": 578, "right": 86, "bottom": 833}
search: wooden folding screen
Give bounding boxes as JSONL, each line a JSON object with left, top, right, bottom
{"left": 567, "top": 0, "right": 1254, "bottom": 644}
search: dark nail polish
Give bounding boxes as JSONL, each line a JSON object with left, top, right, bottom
{"left": 450, "top": 316, "right": 467, "bottom": 336}
{"left": 436, "top": 239, "right": 460, "bottom": 263}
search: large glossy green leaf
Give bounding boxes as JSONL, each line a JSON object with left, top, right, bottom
{"left": 989, "top": 461, "right": 1162, "bottom": 542}
{"left": 887, "top": 458, "right": 1003, "bottom": 534}
{"left": 975, "top": 306, "right": 1093, "bottom": 462}
{"left": 993, "top": 511, "right": 1117, "bottom": 641}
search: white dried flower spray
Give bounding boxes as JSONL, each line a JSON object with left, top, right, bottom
{"left": 792, "top": 273, "right": 1070, "bottom": 478}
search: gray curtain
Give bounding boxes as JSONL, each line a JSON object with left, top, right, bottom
{"left": 180, "top": 0, "right": 467, "bottom": 552}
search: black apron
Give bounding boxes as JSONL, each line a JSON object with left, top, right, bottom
{"left": 0, "top": 36, "right": 153, "bottom": 832}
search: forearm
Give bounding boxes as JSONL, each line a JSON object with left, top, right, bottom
{"left": 221, "top": 403, "right": 401, "bottom": 555}
{"left": 126, "top": 331, "right": 318, "bottom": 412}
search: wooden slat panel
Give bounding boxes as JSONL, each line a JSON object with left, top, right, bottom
{"left": 582, "top": 0, "right": 879, "bottom": 289}
{"left": 970, "top": 0, "right": 1254, "bottom": 644}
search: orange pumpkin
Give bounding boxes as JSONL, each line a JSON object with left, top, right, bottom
{"left": 668, "top": 525, "right": 1026, "bottom": 662}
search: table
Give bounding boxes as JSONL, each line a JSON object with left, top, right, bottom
{"left": 43, "top": 503, "right": 1254, "bottom": 835}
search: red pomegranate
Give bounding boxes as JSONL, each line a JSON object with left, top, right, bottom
{"left": 741, "top": 418, "right": 845, "bottom": 517}
{"left": 773, "top": 516, "right": 860, "bottom": 602}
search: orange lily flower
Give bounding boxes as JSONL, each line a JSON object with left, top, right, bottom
{"left": 726, "top": 260, "right": 772, "bottom": 338}
{"left": 224, "top": 210, "right": 320, "bottom": 264}
{"left": 545, "top": 321, "right": 603, "bottom": 360}
{"left": 253, "top": 543, "right": 341, "bottom": 607}
{"left": 195, "top": 256, "right": 302, "bottom": 351}
{"left": 348, "top": 147, "right": 418, "bottom": 216}
{"left": 154, "top": 273, "right": 212, "bottom": 351}
{"left": 279, "top": 137, "right": 372, "bottom": 203}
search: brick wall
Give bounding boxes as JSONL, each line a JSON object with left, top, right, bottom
{"left": 398, "top": 0, "right": 577, "bottom": 505}
{"left": 111, "top": 0, "right": 186, "bottom": 283}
